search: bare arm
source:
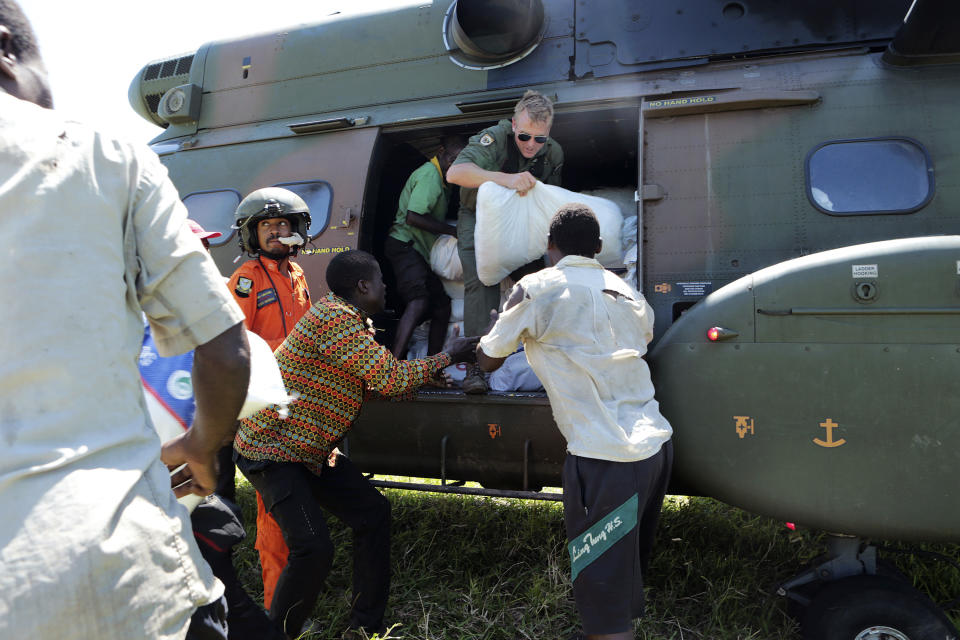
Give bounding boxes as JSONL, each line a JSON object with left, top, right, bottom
{"left": 405, "top": 210, "right": 457, "bottom": 237}
{"left": 477, "top": 285, "right": 525, "bottom": 372}
{"left": 162, "top": 321, "right": 250, "bottom": 497}
{"left": 447, "top": 162, "right": 537, "bottom": 195}
{"left": 477, "top": 343, "right": 507, "bottom": 373}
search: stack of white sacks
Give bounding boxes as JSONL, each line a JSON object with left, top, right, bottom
{"left": 405, "top": 181, "right": 638, "bottom": 391}
{"left": 404, "top": 235, "right": 471, "bottom": 383}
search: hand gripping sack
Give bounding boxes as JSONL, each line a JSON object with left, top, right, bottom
{"left": 474, "top": 181, "right": 623, "bottom": 286}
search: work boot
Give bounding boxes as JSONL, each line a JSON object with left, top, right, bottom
{"left": 461, "top": 363, "right": 488, "bottom": 394}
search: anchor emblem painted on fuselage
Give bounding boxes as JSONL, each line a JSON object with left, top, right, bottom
{"left": 813, "top": 418, "right": 846, "bottom": 448}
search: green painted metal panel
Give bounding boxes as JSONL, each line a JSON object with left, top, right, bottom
{"left": 349, "top": 391, "right": 563, "bottom": 491}
{"left": 650, "top": 236, "right": 960, "bottom": 540}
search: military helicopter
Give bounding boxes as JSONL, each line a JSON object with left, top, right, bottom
{"left": 128, "top": 0, "right": 960, "bottom": 636}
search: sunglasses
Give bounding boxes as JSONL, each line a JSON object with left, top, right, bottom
{"left": 516, "top": 132, "right": 548, "bottom": 144}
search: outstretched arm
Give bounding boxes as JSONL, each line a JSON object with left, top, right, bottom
{"left": 477, "top": 285, "right": 526, "bottom": 372}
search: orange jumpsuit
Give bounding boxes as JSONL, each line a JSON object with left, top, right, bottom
{"left": 228, "top": 256, "right": 310, "bottom": 609}
{"left": 227, "top": 257, "right": 310, "bottom": 351}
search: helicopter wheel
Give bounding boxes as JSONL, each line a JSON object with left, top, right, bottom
{"left": 800, "top": 575, "right": 958, "bottom": 640}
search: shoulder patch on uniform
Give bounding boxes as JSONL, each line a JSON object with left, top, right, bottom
{"left": 479, "top": 133, "right": 494, "bottom": 146}
{"left": 235, "top": 277, "right": 253, "bottom": 297}
{"left": 256, "top": 288, "right": 278, "bottom": 309}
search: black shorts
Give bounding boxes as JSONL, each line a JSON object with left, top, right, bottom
{"left": 384, "top": 235, "right": 450, "bottom": 306}
{"left": 562, "top": 441, "right": 673, "bottom": 635}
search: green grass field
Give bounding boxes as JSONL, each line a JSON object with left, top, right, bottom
{"left": 232, "top": 477, "right": 960, "bottom": 639}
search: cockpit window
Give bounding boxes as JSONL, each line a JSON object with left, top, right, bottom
{"left": 272, "top": 181, "right": 333, "bottom": 238}
{"left": 181, "top": 189, "right": 242, "bottom": 245}
{"left": 806, "top": 138, "right": 934, "bottom": 215}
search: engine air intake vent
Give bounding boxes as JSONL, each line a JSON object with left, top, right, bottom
{"left": 443, "top": 0, "right": 546, "bottom": 70}
{"left": 130, "top": 52, "right": 198, "bottom": 128}
{"left": 143, "top": 63, "right": 162, "bottom": 82}
{"left": 145, "top": 93, "right": 163, "bottom": 115}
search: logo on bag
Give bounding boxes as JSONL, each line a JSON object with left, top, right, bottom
{"left": 139, "top": 345, "right": 157, "bottom": 367}
{"left": 166, "top": 370, "right": 193, "bottom": 400}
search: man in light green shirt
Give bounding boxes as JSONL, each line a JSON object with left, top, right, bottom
{"left": 384, "top": 136, "right": 466, "bottom": 359}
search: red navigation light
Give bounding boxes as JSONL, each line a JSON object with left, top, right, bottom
{"left": 706, "top": 326, "right": 739, "bottom": 341}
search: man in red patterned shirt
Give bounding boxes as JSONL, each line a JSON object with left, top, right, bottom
{"left": 234, "top": 250, "right": 477, "bottom": 639}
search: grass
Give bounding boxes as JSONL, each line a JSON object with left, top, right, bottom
{"left": 232, "top": 476, "right": 960, "bottom": 639}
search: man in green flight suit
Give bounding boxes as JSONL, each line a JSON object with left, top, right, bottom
{"left": 447, "top": 90, "right": 564, "bottom": 393}
{"left": 384, "top": 135, "right": 467, "bottom": 360}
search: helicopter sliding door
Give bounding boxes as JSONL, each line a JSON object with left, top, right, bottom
{"left": 640, "top": 89, "right": 820, "bottom": 343}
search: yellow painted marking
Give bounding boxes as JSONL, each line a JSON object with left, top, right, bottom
{"left": 813, "top": 418, "right": 846, "bottom": 448}
{"left": 734, "top": 416, "right": 754, "bottom": 438}
{"left": 647, "top": 96, "right": 717, "bottom": 108}
{"left": 300, "top": 245, "right": 351, "bottom": 256}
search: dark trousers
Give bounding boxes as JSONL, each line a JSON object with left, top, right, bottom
{"left": 235, "top": 453, "right": 391, "bottom": 637}
{"left": 216, "top": 444, "right": 237, "bottom": 502}
{"left": 562, "top": 440, "right": 674, "bottom": 635}
{"left": 186, "top": 597, "right": 228, "bottom": 640}
{"left": 197, "top": 535, "right": 285, "bottom": 640}
{"left": 190, "top": 494, "right": 285, "bottom": 640}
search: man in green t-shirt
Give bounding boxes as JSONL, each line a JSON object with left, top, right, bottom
{"left": 447, "top": 90, "right": 564, "bottom": 393}
{"left": 384, "top": 136, "right": 467, "bottom": 359}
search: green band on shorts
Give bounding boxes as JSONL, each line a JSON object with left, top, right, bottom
{"left": 568, "top": 493, "right": 638, "bottom": 582}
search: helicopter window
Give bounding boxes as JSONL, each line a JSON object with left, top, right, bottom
{"left": 272, "top": 181, "right": 332, "bottom": 238}
{"left": 181, "top": 189, "right": 241, "bottom": 245}
{"left": 805, "top": 137, "right": 934, "bottom": 216}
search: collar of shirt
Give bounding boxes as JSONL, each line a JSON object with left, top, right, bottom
{"left": 324, "top": 292, "right": 375, "bottom": 331}
{"left": 553, "top": 254, "right": 604, "bottom": 270}
{"left": 429, "top": 156, "right": 444, "bottom": 182}
{"left": 259, "top": 255, "right": 301, "bottom": 277}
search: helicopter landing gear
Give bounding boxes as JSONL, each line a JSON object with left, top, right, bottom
{"left": 777, "top": 535, "right": 958, "bottom": 640}
{"left": 799, "top": 575, "right": 957, "bottom": 640}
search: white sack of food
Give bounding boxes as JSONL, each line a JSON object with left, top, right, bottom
{"left": 148, "top": 330, "right": 292, "bottom": 512}
{"left": 430, "top": 235, "right": 462, "bottom": 281}
{"left": 440, "top": 277, "right": 464, "bottom": 302}
{"left": 475, "top": 181, "right": 622, "bottom": 286}
{"left": 449, "top": 296, "right": 464, "bottom": 323}
{"left": 238, "top": 331, "right": 296, "bottom": 420}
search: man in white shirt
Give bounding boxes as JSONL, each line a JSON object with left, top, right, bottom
{"left": 477, "top": 204, "right": 673, "bottom": 640}
{"left": 0, "top": 3, "right": 251, "bottom": 638}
